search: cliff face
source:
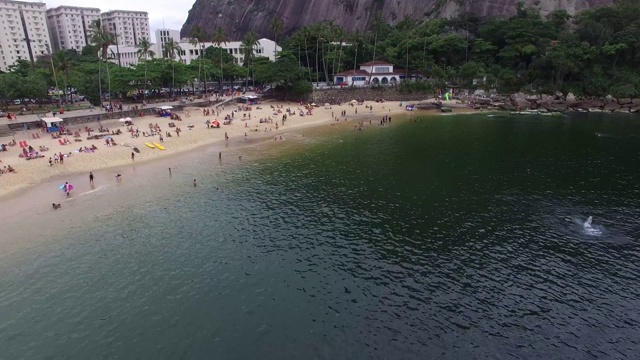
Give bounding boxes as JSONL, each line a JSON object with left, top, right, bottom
{"left": 180, "top": 0, "right": 616, "bottom": 40}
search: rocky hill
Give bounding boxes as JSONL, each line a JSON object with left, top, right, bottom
{"left": 180, "top": 0, "right": 616, "bottom": 40}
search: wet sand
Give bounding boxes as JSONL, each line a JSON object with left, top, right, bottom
{"left": 0, "top": 99, "right": 471, "bottom": 220}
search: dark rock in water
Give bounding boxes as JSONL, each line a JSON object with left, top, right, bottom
{"left": 576, "top": 100, "right": 604, "bottom": 109}
{"left": 498, "top": 103, "right": 516, "bottom": 111}
{"left": 632, "top": 98, "right": 640, "bottom": 106}
{"left": 512, "top": 97, "right": 530, "bottom": 109}
{"left": 550, "top": 103, "right": 567, "bottom": 111}
{"left": 566, "top": 93, "right": 577, "bottom": 107}
{"left": 630, "top": 106, "right": 640, "bottom": 113}
{"left": 618, "top": 98, "right": 632, "bottom": 105}
{"left": 604, "top": 102, "right": 621, "bottom": 111}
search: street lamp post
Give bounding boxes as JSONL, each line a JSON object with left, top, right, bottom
{"left": 45, "top": 44, "right": 61, "bottom": 107}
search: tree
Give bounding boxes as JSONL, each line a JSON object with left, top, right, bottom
{"left": 136, "top": 37, "right": 155, "bottom": 101}
{"left": 0, "top": 73, "right": 47, "bottom": 110}
{"left": 212, "top": 26, "right": 229, "bottom": 89}
{"left": 189, "top": 25, "right": 208, "bottom": 94}
{"left": 270, "top": 18, "right": 285, "bottom": 59}
{"left": 52, "top": 50, "right": 72, "bottom": 102}
{"left": 164, "top": 39, "right": 183, "bottom": 94}
{"left": 240, "top": 30, "right": 260, "bottom": 89}
{"left": 89, "top": 19, "right": 116, "bottom": 103}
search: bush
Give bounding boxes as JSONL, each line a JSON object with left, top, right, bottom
{"left": 398, "top": 80, "right": 435, "bottom": 94}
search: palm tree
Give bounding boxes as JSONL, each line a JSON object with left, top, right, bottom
{"left": 368, "top": 12, "right": 386, "bottom": 85}
{"left": 240, "top": 30, "right": 259, "bottom": 90}
{"left": 88, "top": 19, "right": 115, "bottom": 104}
{"left": 136, "top": 37, "right": 155, "bottom": 102}
{"left": 52, "top": 51, "right": 72, "bottom": 104}
{"left": 164, "top": 39, "right": 182, "bottom": 95}
{"left": 269, "top": 18, "right": 284, "bottom": 59}
{"left": 189, "top": 25, "right": 208, "bottom": 94}
{"left": 212, "top": 26, "right": 228, "bottom": 90}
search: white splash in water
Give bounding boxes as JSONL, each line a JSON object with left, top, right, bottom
{"left": 583, "top": 216, "right": 603, "bottom": 236}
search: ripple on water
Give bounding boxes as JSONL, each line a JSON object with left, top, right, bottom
{"left": 1, "top": 114, "right": 640, "bottom": 359}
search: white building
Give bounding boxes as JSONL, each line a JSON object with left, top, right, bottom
{"left": 174, "top": 38, "right": 281, "bottom": 65}
{"left": 46, "top": 6, "right": 100, "bottom": 52}
{"left": 105, "top": 44, "right": 142, "bottom": 67}
{"left": 155, "top": 28, "right": 180, "bottom": 57}
{"left": 335, "top": 61, "right": 405, "bottom": 87}
{"left": 0, "top": 0, "right": 52, "bottom": 72}
{"left": 101, "top": 10, "right": 150, "bottom": 48}
{"left": 107, "top": 37, "right": 281, "bottom": 69}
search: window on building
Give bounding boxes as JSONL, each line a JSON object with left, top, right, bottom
{"left": 374, "top": 66, "right": 390, "bottom": 73}
{"left": 353, "top": 76, "right": 366, "bottom": 81}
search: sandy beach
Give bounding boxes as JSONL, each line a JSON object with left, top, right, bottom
{"left": 0, "top": 98, "right": 446, "bottom": 201}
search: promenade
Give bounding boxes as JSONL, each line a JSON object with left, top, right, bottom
{"left": 0, "top": 99, "right": 203, "bottom": 127}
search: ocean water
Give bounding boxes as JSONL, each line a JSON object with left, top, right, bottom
{"left": 1, "top": 113, "right": 640, "bottom": 359}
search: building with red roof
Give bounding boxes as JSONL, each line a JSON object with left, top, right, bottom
{"left": 335, "top": 61, "right": 405, "bottom": 87}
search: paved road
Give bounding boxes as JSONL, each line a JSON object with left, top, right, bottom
{"left": 0, "top": 97, "right": 232, "bottom": 126}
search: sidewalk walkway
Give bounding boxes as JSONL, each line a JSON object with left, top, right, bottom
{"left": 0, "top": 97, "right": 234, "bottom": 126}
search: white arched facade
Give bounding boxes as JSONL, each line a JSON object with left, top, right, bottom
{"left": 335, "top": 61, "right": 405, "bottom": 87}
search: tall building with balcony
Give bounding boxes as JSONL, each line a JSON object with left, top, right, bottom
{"left": 101, "top": 10, "right": 150, "bottom": 48}
{"left": 0, "top": 0, "right": 52, "bottom": 72}
{"left": 46, "top": 6, "right": 100, "bottom": 52}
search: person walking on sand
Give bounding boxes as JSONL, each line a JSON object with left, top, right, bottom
{"left": 193, "top": 179, "right": 197, "bottom": 187}
{"left": 89, "top": 172, "right": 94, "bottom": 184}
{"left": 218, "top": 152, "right": 222, "bottom": 161}
{"left": 131, "top": 152, "right": 135, "bottom": 161}
{"left": 169, "top": 167, "right": 172, "bottom": 177}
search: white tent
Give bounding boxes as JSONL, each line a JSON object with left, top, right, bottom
{"left": 41, "top": 117, "right": 64, "bottom": 127}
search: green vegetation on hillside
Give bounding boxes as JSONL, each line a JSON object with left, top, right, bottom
{"left": 1, "top": 0, "right": 638, "bottom": 107}
{"left": 280, "top": 0, "right": 640, "bottom": 97}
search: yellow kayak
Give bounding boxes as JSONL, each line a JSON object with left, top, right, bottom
{"left": 154, "top": 142, "right": 166, "bottom": 150}
{"left": 145, "top": 142, "right": 155, "bottom": 148}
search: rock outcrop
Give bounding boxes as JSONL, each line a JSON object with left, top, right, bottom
{"left": 467, "top": 92, "right": 640, "bottom": 114}
{"left": 181, "top": 0, "right": 616, "bottom": 40}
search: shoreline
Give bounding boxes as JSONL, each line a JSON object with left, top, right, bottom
{"left": 1, "top": 100, "right": 461, "bottom": 218}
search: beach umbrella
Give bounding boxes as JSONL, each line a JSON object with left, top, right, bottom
{"left": 311, "top": 103, "right": 317, "bottom": 106}
{"left": 105, "top": 136, "right": 112, "bottom": 140}
{"left": 324, "top": 103, "right": 330, "bottom": 106}
{"left": 350, "top": 100, "right": 357, "bottom": 104}
{"left": 125, "top": 117, "right": 132, "bottom": 121}
{"left": 118, "top": 118, "right": 127, "bottom": 122}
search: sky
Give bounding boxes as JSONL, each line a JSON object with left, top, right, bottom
{"left": 45, "top": 0, "right": 191, "bottom": 41}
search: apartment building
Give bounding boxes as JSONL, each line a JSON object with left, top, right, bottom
{"left": 46, "top": 5, "right": 100, "bottom": 52}
{"left": 0, "top": 0, "right": 52, "bottom": 72}
{"left": 155, "top": 28, "right": 180, "bottom": 57}
{"left": 101, "top": 10, "right": 150, "bottom": 47}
